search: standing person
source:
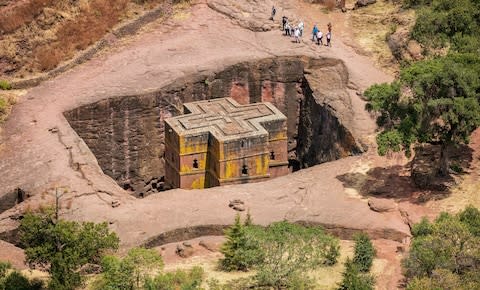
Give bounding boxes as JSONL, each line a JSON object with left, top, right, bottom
{"left": 298, "top": 20, "right": 304, "bottom": 37}
{"left": 282, "top": 16, "right": 288, "bottom": 32}
{"left": 317, "top": 30, "right": 323, "bottom": 46}
{"left": 312, "top": 24, "right": 319, "bottom": 42}
{"left": 327, "top": 22, "right": 332, "bottom": 33}
{"left": 326, "top": 31, "right": 331, "bottom": 47}
{"left": 294, "top": 26, "right": 301, "bottom": 43}
{"left": 285, "top": 21, "right": 291, "bottom": 36}
{"left": 271, "top": 6, "right": 276, "bottom": 21}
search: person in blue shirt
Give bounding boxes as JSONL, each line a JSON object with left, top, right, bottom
{"left": 312, "top": 24, "right": 319, "bottom": 42}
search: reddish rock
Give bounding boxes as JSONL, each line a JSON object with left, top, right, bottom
{"left": 175, "top": 244, "right": 195, "bottom": 258}
{"left": 368, "top": 197, "right": 397, "bottom": 212}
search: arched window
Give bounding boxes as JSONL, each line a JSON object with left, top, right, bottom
{"left": 241, "top": 165, "right": 248, "bottom": 176}
{"left": 193, "top": 159, "right": 199, "bottom": 168}
{"left": 270, "top": 151, "right": 275, "bottom": 160}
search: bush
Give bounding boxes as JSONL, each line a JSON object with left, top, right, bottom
{"left": 219, "top": 216, "right": 340, "bottom": 288}
{"left": 20, "top": 209, "right": 119, "bottom": 290}
{"left": 97, "top": 247, "right": 163, "bottom": 290}
{"left": 253, "top": 221, "right": 339, "bottom": 288}
{"left": 3, "top": 271, "right": 43, "bottom": 290}
{"left": 352, "top": 233, "right": 376, "bottom": 272}
{"left": 411, "top": 217, "right": 433, "bottom": 237}
{"left": 0, "top": 80, "right": 11, "bottom": 90}
{"left": 458, "top": 205, "right": 480, "bottom": 236}
{"left": 143, "top": 266, "right": 204, "bottom": 290}
{"left": 403, "top": 206, "right": 480, "bottom": 289}
{"left": 338, "top": 258, "right": 375, "bottom": 290}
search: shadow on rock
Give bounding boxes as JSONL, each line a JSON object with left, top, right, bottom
{"left": 337, "top": 144, "right": 475, "bottom": 203}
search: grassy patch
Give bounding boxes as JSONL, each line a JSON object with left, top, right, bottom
{"left": 0, "top": 94, "right": 16, "bottom": 123}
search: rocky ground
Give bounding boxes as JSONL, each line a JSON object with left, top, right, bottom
{"left": 0, "top": 0, "right": 479, "bottom": 289}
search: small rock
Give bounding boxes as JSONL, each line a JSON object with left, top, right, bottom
{"left": 355, "top": 0, "right": 376, "bottom": 8}
{"left": 176, "top": 244, "right": 194, "bottom": 258}
{"left": 48, "top": 127, "right": 59, "bottom": 133}
{"left": 396, "top": 245, "right": 405, "bottom": 253}
{"left": 182, "top": 241, "right": 192, "bottom": 248}
{"left": 407, "top": 40, "right": 423, "bottom": 60}
{"left": 368, "top": 197, "right": 396, "bottom": 212}
{"left": 341, "top": 7, "right": 347, "bottom": 12}
{"left": 229, "top": 199, "right": 244, "bottom": 207}
{"left": 199, "top": 240, "right": 218, "bottom": 252}
{"left": 111, "top": 200, "right": 121, "bottom": 208}
{"left": 232, "top": 204, "right": 245, "bottom": 211}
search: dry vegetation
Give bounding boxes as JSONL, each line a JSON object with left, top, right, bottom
{"left": 346, "top": 0, "right": 415, "bottom": 73}
{"left": 0, "top": 0, "right": 177, "bottom": 78}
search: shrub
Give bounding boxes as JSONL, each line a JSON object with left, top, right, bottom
{"left": 411, "top": 217, "right": 432, "bottom": 237}
{"left": 20, "top": 209, "right": 119, "bottom": 290}
{"left": 0, "top": 80, "right": 11, "bottom": 90}
{"left": 352, "top": 233, "right": 376, "bottom": 272}
{"left": 254, "top": 221, "right": 340, "bottom": 288}
{"left": 338, "top": 258, "right": 375, "bottom": 290}
{"left": 143, "top": 266, "right": 204, "bottom": 290}
{"left": 3, "top": 271, "right": 43, "bottom": 290}
{"left": 458, "top": 205, "right": 480, "bottom": 236}
{"left": 403, "top": 206, "right": 480, "bottom": 289}
{"left": 97, "top": 247, "right": 163, "bottom": 289}
{"left": 219, "top": 214, "right": 262, "bottom": 271}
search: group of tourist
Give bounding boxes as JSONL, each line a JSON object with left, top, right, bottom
{"left": 272, "top": 6, "right": 332, "bottom": 47}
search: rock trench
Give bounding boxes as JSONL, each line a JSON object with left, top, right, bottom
{"left": 64, "top": 56, "right": 363, "bottom": 197}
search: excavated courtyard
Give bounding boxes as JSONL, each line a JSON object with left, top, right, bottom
{"left": 0, "top": 0, "right": 446, "bottom": 287}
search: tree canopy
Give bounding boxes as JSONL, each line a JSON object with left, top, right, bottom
{"left": 403, "top": 206, "right": 480, "bottom": 289}
{"left": 19, "top": 209, "right": 119, "bottom": 290}
{"left": 365, "top": 53, "right": 480, "bottom": 175}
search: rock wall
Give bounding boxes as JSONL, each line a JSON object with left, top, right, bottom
{"left": 64, "top": 56, "right": 362, "bottom": 196}
{"left": 296, "top": 76, "right": 360, "bottom": 169}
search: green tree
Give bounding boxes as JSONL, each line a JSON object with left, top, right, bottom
{"left": 403, "top": 207, "right": 480, "bottom": 289}
{"left": 409, "top": 0, "right": 480, "bottom": 53}
{"left": 219, "top": 214, "right": 262, "bottom": 271}
{"left": 338, "top": 258, "right": 375, "bottom": 290}
{"left": 254, "top": 221, "right": 340, "bottom": 289}
{"left": 352, "top": 233, "right": 376, "bottom": 272}
{"left": 96, "top": 247, "right": 163, "bottom": 290}
{"left": 365, "top": 53, "right": 480, "bottom": 176}
{"left": 19, "top": 209, "right": 119, "bottom": 290}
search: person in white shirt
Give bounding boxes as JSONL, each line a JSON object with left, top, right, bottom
{"left": 316, "top": 30, "right": 323, "bottom": 46}
{"left": 294, "top": 27, "right": 301, "bottom": 43}
{"left": 326, "top": 31, "right": 331, "bottom": 47}
{"left": 298, "top": 21, "right": 304, "bottom": 37}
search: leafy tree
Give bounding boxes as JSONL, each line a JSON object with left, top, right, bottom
{"left": 254, "top": 221, "right": 340, "bottom": 288}
{"left": 403, "top": 206, "right": 480, "bottom": 289}
{"left": 96, "top": 247, "right": 163, "bottom": 290}
{"left": 219, "top": 214, "right": 262, "bottom": 271}
{"left": 19, "top": 209, "right": 119, "bottom": 290}
{"left": 338, "top": 258, "right": 375, "bottom": 290}
{"left": 365, "top": 53, "right": 480, "bottom": 176}
{"left": 409, "top": 0, "right": 480, "bottom": 53}
{"left": 352, "top": 233, "right": 376, "bottom": 272}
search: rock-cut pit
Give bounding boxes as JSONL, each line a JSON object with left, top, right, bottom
{"left": 64, "top": 56, "right": 363, "bottom": 197}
